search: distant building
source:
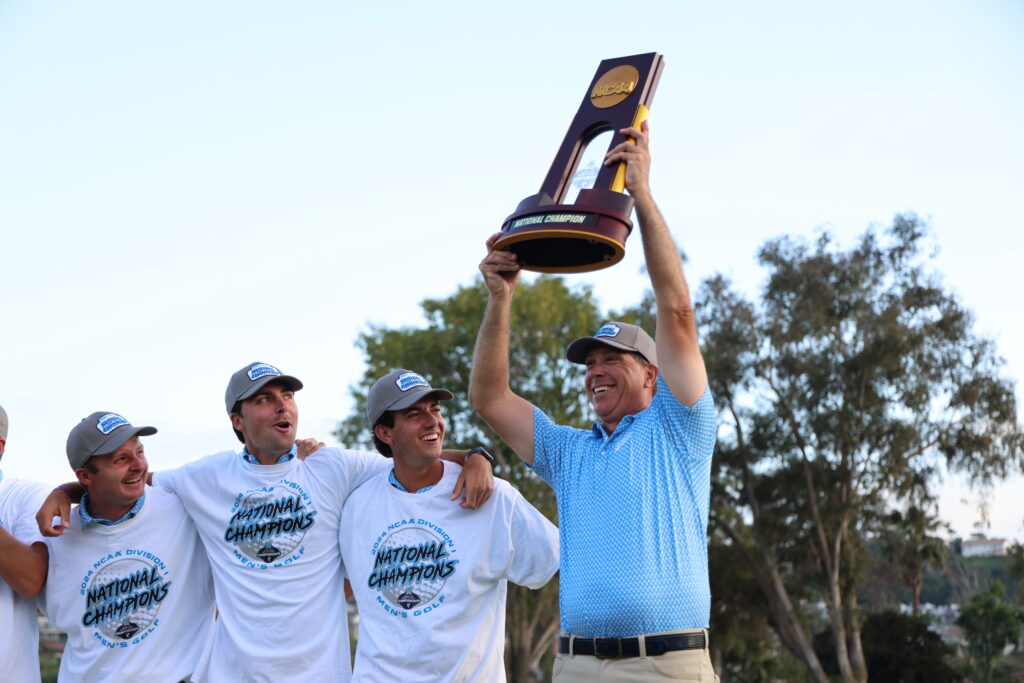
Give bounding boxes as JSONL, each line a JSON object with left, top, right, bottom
{"left": 961, "top": 537, "right": 1009, "bottom": 558}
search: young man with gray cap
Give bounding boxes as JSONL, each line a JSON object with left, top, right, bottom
{"left": 39, "top": 411, "right": 215, "bottom": 681}
{"left": 38, "top": 362, "right": 495, "bottom": 682}
{"left": 339, "top": 369, "right": 559, "bottom": 682}
{"left": 0, "top": 403, "right": 50, "bottom": 683}
{"left": 470, "top": 123, "right": 718, "bottom": 681}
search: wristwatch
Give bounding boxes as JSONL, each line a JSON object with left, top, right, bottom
{"left": 466, "top": 446, "right": 494, "bottom": 463}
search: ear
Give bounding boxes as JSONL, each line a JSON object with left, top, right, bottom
{"left": 374, "top": 423, "right": 395, "bottom": 447}
{"left": 230, "top": 413, "right": 245, "bottom": 433}
{"left": 645, "top": 363, "right": 659, "bottom": 389}
{"left": 75, "top": 467, "right": 92, "bottom": 488}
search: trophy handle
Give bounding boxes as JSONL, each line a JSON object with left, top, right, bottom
{"left": 610, "top": 104, "right": 650, "bottom": 193}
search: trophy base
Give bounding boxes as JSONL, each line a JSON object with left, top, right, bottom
{"left": 495, "top": 190, "right": 634, "bottom": 274}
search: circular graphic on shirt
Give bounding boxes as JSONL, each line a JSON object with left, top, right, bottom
{"left": 368, "top": 526, "right": 458, "bottom": 611}
{"left": 224, "top": 483, "right": 317, "bottom": 567}
{"left": 81, "top": 553, "right": 171, "bottom": 645}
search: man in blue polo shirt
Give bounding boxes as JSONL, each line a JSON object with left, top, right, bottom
{"left": 469, "top": 121, "right": 718, "bottom": 681}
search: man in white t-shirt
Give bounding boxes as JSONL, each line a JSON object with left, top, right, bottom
{"left": 340, "top": 369, "right": 559, "bottom": 682}
{"left": 0, "top": 403, "right": 50, "bottom": 683}
{"left": 39, "top": 411, "right": 215, "bottom": 681}
{"left": 41, "top": 361, "right": 496, "bottom": 682}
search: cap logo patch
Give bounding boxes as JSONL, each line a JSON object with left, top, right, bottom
{"left": 595, "top": 323, "right": 621, "bottom": 339}
{"left": 96, "top": 413, "right": 129, "bottom": 435}
{"left": 248, "top": 363, "right": 282, "bottom": 382}
{"left": 395, "top": 372, "right": 429, "bottom": 392}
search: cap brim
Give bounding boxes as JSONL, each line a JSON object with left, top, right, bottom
{"left": 94, "top": 425, "right": 158, "bottom": 459}
{"left": 566, "top": 337, "right": 638, "bottom": 364}
{"left": 236, "top": 375, "right": 304, "bottom": 404}
{"left": 386, "top": 388, "right": 454, "bottom": 413}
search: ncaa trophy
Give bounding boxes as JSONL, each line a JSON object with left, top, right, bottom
{"left": 493, "top": 52, "right": 664, "bottom": 273}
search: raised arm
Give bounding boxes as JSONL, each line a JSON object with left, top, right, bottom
{"left": 604, "top": 121, "right": 708, "bottom": 406}
{"left": 469, "top": 236, "right": 538, "bottom": 465}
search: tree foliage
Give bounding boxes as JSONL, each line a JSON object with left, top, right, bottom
{"left": 876, "top": 504, "right": 949, "bottom": 616}
{"left": 956, "top": 581, "right": 1024, "bottom": 683}
{"left": 814, "top": 611, "right": 962, "bottom": 682}
{"left": 336, "top": 275, "right": 603, "bottom": 683}
{"left": 698, "top": 215, "right": 1023, "bottom": 682}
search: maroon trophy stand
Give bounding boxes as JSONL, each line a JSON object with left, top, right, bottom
{"left": 494, "top": 53, "right": 664, "bottom": 273}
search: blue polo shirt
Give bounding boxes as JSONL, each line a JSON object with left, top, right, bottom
{"left": 532, "top": 376, "right": 716, "bottom": 638}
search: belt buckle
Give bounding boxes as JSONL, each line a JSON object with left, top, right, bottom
{"left": 593, "top": 637, "right": 622, "bottom": 659}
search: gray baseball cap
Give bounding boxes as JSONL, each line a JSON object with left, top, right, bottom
{"left": 225, "top": 362, "right": 304, "bottom": 413}
{"left": 566, "top": 321, "right": 658, "bottom": 366}
{"left": 66, "top": 412, "right": 157, "bottom": 470}
{"left": 0, "top": 404, "right": 8, "bottom": 441}
{"left": 366, "top": 369, "right": 453, "bottom": 427}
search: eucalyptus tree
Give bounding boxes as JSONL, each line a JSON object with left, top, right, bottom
{"left": 697, "top": 215, "right": 1023, "bottom": 683}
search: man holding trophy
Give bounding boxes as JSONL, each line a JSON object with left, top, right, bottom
{"left": 470, "top": 113, "right": 718, "bottom": 681}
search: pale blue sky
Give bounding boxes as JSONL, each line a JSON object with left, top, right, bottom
{"left": 2, "top": 0, "right": 1022, "bottom": 538}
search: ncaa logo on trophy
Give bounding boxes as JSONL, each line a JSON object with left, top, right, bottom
{"left": 494, "top": 53, "right": 664, "bottom": 273}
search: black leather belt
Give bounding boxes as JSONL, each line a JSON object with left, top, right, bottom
{"left": 558, "top": 631, "right": 706, "bottom": 658}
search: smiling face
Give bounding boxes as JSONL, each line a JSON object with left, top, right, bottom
{"left": 230, "top": 380, "right": 298, "bottom": 463}
{"left": 584, "top": 344, "right": 658, "bottom": 433}
{"left": 76, "top": 435, "right": 148, "bottom": 519}
{"left": 374, "top": 396, "right": 446, "bottom": 465}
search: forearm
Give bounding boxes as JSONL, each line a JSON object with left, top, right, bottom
{"left": 0, "top": 528, "right": 47, "bottom": 598}
{"left": 469, "top": 292, "right": 515, "bottom": 411}
{"left": 634, "top": 190, "right": 693, "bottom": 315}
{"left": 440, "top": 449, "right": 469, "bottom": 464}
{"left": 469, "top": 291, "right": 537, "bottom": 464}
{"left": 56, "top": 481, "right": 84, "bottom": 503}
{"left": 635, "top": 190, "right": 707, "bottom": 404}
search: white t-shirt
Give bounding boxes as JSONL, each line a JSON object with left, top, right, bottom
{"left": 41, "top": 486, "right": 215, "bottom": 682}
{"left": 340, "top": 461, "right": 560, "bottom": 683}
{"left": 154, "top": 447, "right": 386, "bottom": 682}
{"left": 0, "top": 473, "right": 49, "bottom": 683}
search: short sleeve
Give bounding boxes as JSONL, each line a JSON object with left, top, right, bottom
{"left": 10, "top": 480, "right": 49, "bottom": 546}
{"left": 652, "top": 380, "right": 717, "bottom": 465}
{"left": 506, "top": 490, "right": 559, "bottom": 589}
{"left": 531, "top": 406, "right": 576, "bottom": 485}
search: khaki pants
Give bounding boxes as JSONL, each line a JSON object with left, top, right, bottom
{"left": 553, "top": 629, "right": 719, "bottom": 682}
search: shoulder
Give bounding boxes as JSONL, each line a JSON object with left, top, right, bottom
{"left": 343, "top": 467, "right": 389, "bottom": 503}
{"left": 155, "top": 449, "right": 238, "bottom": 485}
{"left": 652, "top": 377, "right": 714, "bottom": 415}
{"left": 1, "top": 477, "right": 51, "bottom": 509}
{"left": 302, "top": 446, "right": 383, "bottom": 475}
{"left": 533, "top": 405, "right": 591, "bottom": 439}
{"left": 144, "top": 485, "right": 186, "bottom": 510}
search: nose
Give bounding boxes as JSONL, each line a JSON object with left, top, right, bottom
{"left": 427, "top": 411, "right": 444, "bottom": 431}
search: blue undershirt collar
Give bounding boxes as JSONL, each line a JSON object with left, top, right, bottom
{"left": 241, "top": 444, "right": 297, "bottom": 465}
{"left": 388, "top": 468, "right": 435, "bottom": 494}
{"left": 80, "top": 492, "right": 146, "bottom": 529}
